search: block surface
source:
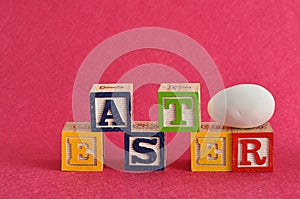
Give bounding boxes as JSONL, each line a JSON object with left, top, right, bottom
{"left": 124, "top": 121, "right": 165, "bottom": 171}
{"left": 232, "top": 123, "right": 273, "bottom": 172}
{"left": 61, "top": 122, "right": 103, "bottom": 171}
{"left": 90, "top": 83, "right": 133, "bottom": 132}
{"left": 158, "top": 83, "right": 200, "bottom": 132}
{"left": 191, "top": 122, "right": 232, "bottom": 172}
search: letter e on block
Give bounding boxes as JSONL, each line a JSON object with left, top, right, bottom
{"left": 191, "top": 122, "right": 232, "bottom": 172}
{"left": 61, "top": 122, "right": 103, "bottom": 171}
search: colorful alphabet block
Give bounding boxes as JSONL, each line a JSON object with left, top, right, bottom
{"left": 61, "top": 122, "right": 103, "bottom": 171}
{"left": 158, "top": 83, "right": 200, "bottom": 132}
{"left": 232, "top": 123, "right": 273, "bottom": 172}
{"left": 124, "top": 121, "right": 166, "bottom": 171}
{"left": 191, "top": 122, "right": 232, "bottom": 172}
{"left": 90, "top": 83, "right": 133, "bottom": 132}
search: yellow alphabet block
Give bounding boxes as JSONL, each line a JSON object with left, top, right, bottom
{"left": 61, "top": 122, "right": 103, "bottom": 171}
{"left": 191, "top": 122, "right": 232, "bottom": 172}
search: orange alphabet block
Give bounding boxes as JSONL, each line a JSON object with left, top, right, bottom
{"left": 191, "top": 122, "right": 232, "bottom": 172}
{"left": 61, "top": 122, "right": 103, "bottom": 171}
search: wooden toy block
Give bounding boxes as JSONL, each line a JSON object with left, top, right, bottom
{"left": 124, "top": 121, "right": 166, "bottom": 171}
{"left": 90, "top": 83, "right": 133, "bottom": 132}
{"left": 232, "top": 122, "right": 273, "bottom": 172}
{"left": 191, "top": 122, "right": 232, "bottom": 172}
{"left": 158, "top": 83, "right": 200, "bottom": 132}
{"left": 61, "top": 122, "right": 103, "bottom": 171}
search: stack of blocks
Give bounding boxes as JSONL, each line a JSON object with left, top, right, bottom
{"left": 61, "top": 83, "right": 273, "bottom": 172}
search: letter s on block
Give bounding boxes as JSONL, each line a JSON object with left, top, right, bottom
{"left": 131, "top": 138, "right": 158, "bottom": 164}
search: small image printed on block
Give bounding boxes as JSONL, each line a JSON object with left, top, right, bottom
{"left": 191, "top": 122, "right": 232, "bottom": 172}
{"left": 158, "top": 83, "right": 200, "bottom": 132}
{"left": 232, "top": 123, "right": 273, "bottom": 172}
{"left": 61, "top": 122, "right": 103, "bottom": 171}
{"left": 90, "top": 84, "right": 133, "bottom": 132}
{"left": 124, "top": 121, "right": 165, "bottom": 171}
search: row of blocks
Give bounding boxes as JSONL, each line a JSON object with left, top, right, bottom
{"left": 61, "top": 121, "right": 273, "bottom": 172}
{"left": 61, "top": 83, "right": 273, "bottom": 172}
{"left": 90, "top": 83, "right": 201, "bottom": 132}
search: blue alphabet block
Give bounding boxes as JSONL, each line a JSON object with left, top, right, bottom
{"left": 124, "top": 121, "right": 166, "bottom": 171}
{"left": 90, "top": 84, "right": 133, "bottom": 132}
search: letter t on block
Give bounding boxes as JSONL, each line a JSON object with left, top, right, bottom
{"left": 232, "top": 123, "right": 274, "bottom": 172}
{"left": 90, "top": 84, "right": 133, "bottom": 132}
{"left": 158, "top": 83, "right": 200, "bottom": 132}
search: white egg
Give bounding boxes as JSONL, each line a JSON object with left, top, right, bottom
{"left": 207, "top": 84, "right": 275, "bottom": 128}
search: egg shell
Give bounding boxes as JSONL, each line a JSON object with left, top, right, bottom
{"left": 207, "top": 84, "right": 275, "bottom": 128}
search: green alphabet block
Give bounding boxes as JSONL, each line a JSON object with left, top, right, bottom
{"left": 158, "top": 83, "right": 201, "bottom": 132}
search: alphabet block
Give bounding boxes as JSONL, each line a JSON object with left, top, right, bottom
{"left": 232, "top": 123, "right": 273, "bottom": 172}
{"left": 191, "top": 122, "right": 232, "bottom": 172}
{"left": 124, "top": 121, "right": 165, "bottom": 171}
{"left": 90, "top": 83, "right": 133, "bottom": 132}
{"left": 158, "top": 83, "right": 200, "bottom": 132}
{"left": 61, "top": 122, "right": 103, "bottom": 171}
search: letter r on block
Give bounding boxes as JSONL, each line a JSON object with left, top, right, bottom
{"left": 233, "top": 132, "right": 273, "bottom": 172}
{"left": 240, "top": 139, "right": 267, "bottom": 165}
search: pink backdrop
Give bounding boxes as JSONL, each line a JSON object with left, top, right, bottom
{"left": 1, "top": 1, "right": 299, "bottom": 198}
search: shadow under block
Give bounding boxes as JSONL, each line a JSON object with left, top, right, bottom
{"left": 191, "top": 122, "right": 232, "bottom": 172}
{"left": 124, "top": 121, "right": 166, "bottom": 171}
{"left": 90, "top": 83, "right": 133, "bottom": 132}
{"left": 158, "top": 83, "right": 200, "bottom": 132}
{"left": 61, "top": 122, "right": 103, "bottom": 171}
{"left": 232, "top": 122, "right": 273, "bottom": 172}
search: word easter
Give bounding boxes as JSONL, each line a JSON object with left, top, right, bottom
{"left": 61, "top": 83, "right": 273, "bottom": 172}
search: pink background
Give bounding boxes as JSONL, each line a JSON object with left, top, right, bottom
{"left": 1, "top": 1, "right": 299, "bottom": 198}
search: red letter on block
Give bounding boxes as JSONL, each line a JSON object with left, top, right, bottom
{"left": 233, "top": 132, "right": 273, "bottom": 172}
{"left": 240, "top": 139, "right": 267, "bottom": 165}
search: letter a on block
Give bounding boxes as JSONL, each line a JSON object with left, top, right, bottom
{"left": 158, "top": 83, "right": 200, "bottom": 132}
{"left": 90, "top": 84, "right": 133, "bottom": 132}
{"left": 99, "top": 100, "right": 125, "bottom": 126}
{"left": 232, "top": 123, "right": 273, "bottom": 172}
